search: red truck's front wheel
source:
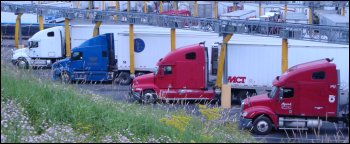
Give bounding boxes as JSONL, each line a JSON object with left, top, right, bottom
{"left": 140, "top": 90, "right": 157, "bottom": 104}
{"left": 253, "top": 116, "right": 272, "bottom": 135}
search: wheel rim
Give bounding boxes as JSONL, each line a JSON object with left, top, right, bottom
{"left": 143, "top": 93, "right": 154, "bottom": 104}
{"left": 18, "top": 60, "right": 27, "bottom": 69}
{"left": 61, "top": 72, "right": 69, "bottom": 83}
{"left": 257, "top": 121, "right": 269, "bottom": 133}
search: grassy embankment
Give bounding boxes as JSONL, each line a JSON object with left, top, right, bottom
{"left": 1, "top": 60, "right": 255, "bottom": 143}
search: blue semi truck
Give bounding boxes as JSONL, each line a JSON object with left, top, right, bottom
{"left": 52, "top": 33, "right": 117, "bottom": 83}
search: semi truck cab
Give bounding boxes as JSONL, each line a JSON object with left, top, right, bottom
{"left": 11, "top": 26, "right": 66, "bottom": 68}
{"left": 239, "top": 58, "right": 349, "bottom": 135}
{"left": 52, "top": 33, "right": 116, "bottom": 83}
{"left": 129, "top": 42, "right": 218, "bottom": 104}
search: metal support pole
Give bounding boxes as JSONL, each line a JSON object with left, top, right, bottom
{"left": 259, "top": 2, "right": 262, "bottom": 16}
{"left": 93, "top": 21, "right": 102, "bottom": 37}
{"left": 77, "top": 1, "right": 80, "bottom": 8}
{"left": 102, "top": 1, "right": 105, "bottom": 11}
{"left": 144, "top": 1, "right": 147, "bottom": 13}
{"left": 284, "top": 4, "right": 287, "bottom": 21}
{"left": 39, "top": 15, "right": 44, "bottom": 31}
{"left": 65, "top": 18, "right": 71, "bottom": 57}
{"left": 194, "top": 1, "right": 197, "bottom": 17}
{"left": 216, "top": 34, "right": 233, "bottom": 88}
{"left": 214, "top": 1, "right": 218, "bottom": 19}
{"left": 129, "top": 24, "right": 135, "bottom": 75}
{"left": 171, "top": 28, "right": 176, "bottom": 51}
{"left": 159, "top": 1, "right": 163, "bottom": 13}
{"left": 115, "top": 1, "right": 119, "bottom": 20}
{"left": 127, "top": 1, "right": 130, "bottom": 12}
{"left": 282, "top": 38, "right": 288, "bottom": 73}
{"left": 15, "top": 13, "right": 23, "bottom": 48}
{"left": 309, "top": 6, "right": 312, "bottom": 24}
{"left": 342, "top": 7, "right": 345, "bottom": 16}
{"left": 174, "top": 1, "right": 177, "bottom": 10}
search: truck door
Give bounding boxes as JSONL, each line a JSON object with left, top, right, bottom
{"left": 156, "top": 65, "right": 175, "bottom": 90}
{"left": 274, "top": 83, "right": 299, "bottom": 116}
{"left": 68, "top": 51, "right": 85, "bottom": 72}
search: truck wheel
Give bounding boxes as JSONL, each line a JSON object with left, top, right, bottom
{"left": 117, "top": 72, "right": 132, "bottom": 85}
{"left": 253, "top": 116, "right": 272, "bottom": 135}
{"left": 60, "top": 71, "right": 71, "bottom": 84}
{"left": 17, "top": 58, "right": 29, "bottom": 69}
{"left": 140, "top": 90, "right": 157, "bottom": 104}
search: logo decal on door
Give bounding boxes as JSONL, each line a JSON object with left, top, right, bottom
{"left": 281, "top": 102, "right": 292, "bottom": 109}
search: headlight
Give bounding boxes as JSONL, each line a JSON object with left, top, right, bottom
{"left": 241, "top": 111, "right": 248, "bottom": 117}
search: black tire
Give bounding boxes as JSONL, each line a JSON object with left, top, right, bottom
{"left": 140, "top": 90, "right": 157, "bottom": 104}
{"left": 60, "top": 71, "right": 71, "bottom": 84}
{"left": 253, "top": 116, "right": 273, "bottom": 135}
{"left": 117, "top": 72, "right": 132, "bottom": 85}
{"left": 16, "top": 58, "right": 29, "bottom": 69}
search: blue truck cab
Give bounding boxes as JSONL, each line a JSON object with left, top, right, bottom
{"left": 52, "top": 33, "right": 117, "bottom": 83}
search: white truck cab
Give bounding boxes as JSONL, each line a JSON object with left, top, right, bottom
{"left": 12, "top": 26, "right": 66, "bottom": 68}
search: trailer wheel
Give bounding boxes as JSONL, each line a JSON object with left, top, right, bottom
{"left": 140, "top": 90, "right": 157, "bottom": 104}
{"left": 117, "top": 72, "right": 132, "bottom": 85}
{"left": 60, "top": 71, "right": 71, "bottom": 84}
{"left": 253, "top": 116, "right": 272, "bottom": 135}
{"left": 16, "top": 58, "right": 29, "bottom": 69}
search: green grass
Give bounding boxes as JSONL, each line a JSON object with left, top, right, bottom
{"left": 1, "top": 61, "right": 256, "bottom": 143}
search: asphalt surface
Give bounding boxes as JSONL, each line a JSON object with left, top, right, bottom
{"left": 2, "top": 36, "right": 349, "bottom": 143}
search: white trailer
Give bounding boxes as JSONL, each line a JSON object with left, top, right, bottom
{"left": 224, "top": 34, "right": 349, "bottom": 101}
{"left": 111, "top": 29, "right": 222, "bottom": 84}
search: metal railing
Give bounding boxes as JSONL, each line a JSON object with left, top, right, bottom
{"left": 1, "top": 2, "right": 349, "bottom": 44}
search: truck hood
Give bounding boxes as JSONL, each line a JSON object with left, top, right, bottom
{"left": 244, "top": 93, "right": 271, "bottom": 107}
{"left": 133, "top": 73, "right": 155, "bottom": 85}
{"left": 52, "top": 58, "right": 70, "bottom": 69}
{"left": 12, "top": 48, "right": 29, "bottom": 60}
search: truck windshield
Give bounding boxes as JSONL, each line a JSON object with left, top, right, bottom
{"left": 269, "top": 86, "right": 278, "bottom": 98}
{"left": 154, "top": 66, "right": 159, "bottom": 75}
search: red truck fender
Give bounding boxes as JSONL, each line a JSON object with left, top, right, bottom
{"left": 243, "top": 106, "right": 278, "bottom": 129}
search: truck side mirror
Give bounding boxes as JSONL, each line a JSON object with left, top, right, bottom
{"left": 279, "top": 88, "right": 283, "bottom": 101}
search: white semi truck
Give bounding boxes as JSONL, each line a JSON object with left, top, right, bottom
{"left": 223, "top": 34, "right": 349, "bottom": 102}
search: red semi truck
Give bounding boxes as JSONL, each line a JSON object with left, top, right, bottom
{"left": 129, "top": 42, "right": 217, "bottom": 103}
{"left": 239, "top": 58, "right": 349, "bottom": 135}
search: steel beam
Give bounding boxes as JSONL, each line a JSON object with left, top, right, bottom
{"left": 259, "top": 2, "right": 262, "bottom": 16}
{"left": 14, "top": 13, "right": 22, "bottom": 48}
{"left": 65, "top": 18, "right": 71, "bottom": 57}
{"left": 144, "top": 1, "right": 147, "bottom": 13}
{"left": 127, "top": 1, "right": 130, "bottom": 12}
{"left": 282, "top": 38, "right": 288, "bottom": 73}
{"left": 216, "top": 34, "right": 233, "bottom": 88}
{"left": 174, "top": 1, "right": 177, "bottom": 10}
{"left": 284, "top": 4, "right": 287, "bottom": 21}
{"left": 93, "top": 21, "right": 102, "bottom": 37}
{"left": 194, "top": 1, "right": 197, "bottom": 17}
{"left": 115, "top": 1, "right": 119, "bottom": 20}
{"left": 129, "top": 24, "right": 135, "bottom": 75}
{"left": 214, "top": 1, "right": 218, "bottom": 19}
{"left": 171, "top": 28, "right": 176, "bottom": 51}
{"left": 309, "top": 6, "right": 312, "bottom": 24}
{"left": 159, "top": 1, "right": 163, "bottom": 13}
